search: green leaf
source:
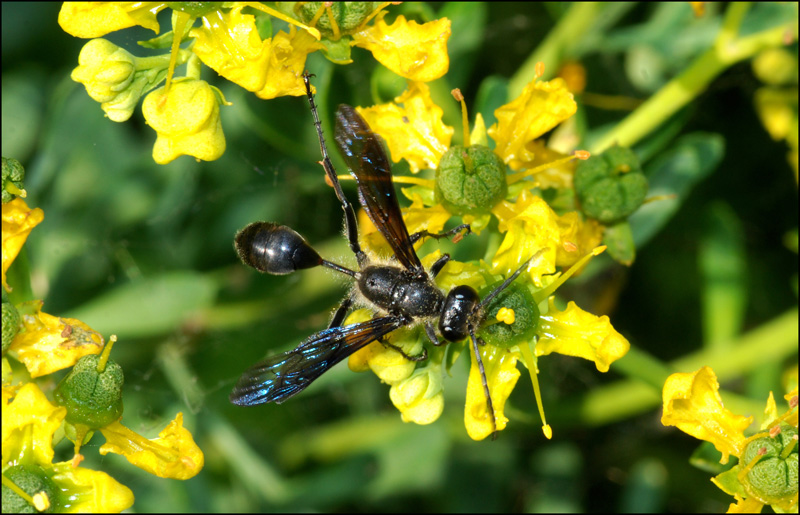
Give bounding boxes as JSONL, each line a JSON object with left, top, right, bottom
{"left": 629, "top": 132, "right": 724, "bottom": 247}
{"left": 438, "top": 2, "right": 487, "bottom": 87}
{"left": 66, "top": 271, "right": 219, "bottom": 338}
{"left": 473, "top": 75, "right": 508, "bottom": 139}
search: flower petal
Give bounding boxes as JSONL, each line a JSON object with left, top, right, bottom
{"left": 357, "top": 81, "right": 453, "bottom": 173}
{"left": 50, "top": 461, "right": 134, "bottom": 513}
{"left": 464, "top": 344, "right": 520, "bottom": 441}
{"left": 190, "top": 8, "right": 319, "bottom": 99}
{"left": 555, "top": 212, "right": 605, "bottom": 268}
{"left": 99, "top": 413, "right": 204, "bottom": 480}
{"left": 389, "top": 364, "right": 444, "bottom": 425}
{"left": 2, "top": 198, "right": 44, "bottom": 291}
{"left": 2, "top": 383, "right": 66, "bottom": 467}
{"left": 352, "top": 14, "right": 450, "bottom": 82}
{"left": 488, "top": 77, "right": 577, "bottom": 170}
{"left": 490, "top": 190, "right": 561, "bottom": 284}
{"left": 58, "top": 2, "right": 162, "bottom": 38}
{"left": 142, "top": 79, "right": 225, "bottom": 164}
{"left": 10, "top": 302, "right": 104, "bottom": 377}
{"left": 661, "top": 366, "right": 752, "bottom": 464}
{"left": 536, "top": 300, "right": 630, "bottom": 372}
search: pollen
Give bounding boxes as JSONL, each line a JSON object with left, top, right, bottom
{"left": 496, "top": 307, "right": 515, "bottom": 325}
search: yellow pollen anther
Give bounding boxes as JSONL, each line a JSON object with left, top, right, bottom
{"left": 535, "top": 61, "right": 545, "bottom": 79}
{"left": 452, "top": 88, "right": 470, "bottom": 145}
{"left": 33, "top": 491, "right": 51, "bottom": 512}
{"left": 496, "top": 307, "right": 516, "bottom": 325}
{"left": 574, "top": 150, "right": 591, "bottom": 160}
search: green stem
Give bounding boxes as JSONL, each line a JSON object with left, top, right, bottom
{"left": 508, "top": 2, "right": 602, "bottom": 97}
{"left": 590, "top": 6, "right": 795, "bottom": 153}
{"left": 548, "top": 308, "right": 798, "bottom": 426}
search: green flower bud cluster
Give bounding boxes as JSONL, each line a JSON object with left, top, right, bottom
{"left": 435, "top": 145, "right": 508, "bottom": 216}
{"left": 478, "top": 282, "right": 539, "bottom": 348}
{"left": 167, "top": 2, "right": 224, "bottom": 18}
{"left": 53, "top": 353, "right": 124, "bottom": 429}
{"left": 742, "top": 425, "right": 798, "bottom": 502}
{"left": 574, "top": 145, "right": 648, "bottom": 224}
{"left": 71, "top": 38, "right": 172, "bottom": 122}
{"left": 1, "top": 464, "right": 61, "bottom": 513}
{"left": 2, "top": 299, "right": 21, "bottom": 354}
{"left": 2, "top": 156, "right": 26, "bottom": 203}
{"left": 293, "top": 2, "right": 375, "bottom": 39}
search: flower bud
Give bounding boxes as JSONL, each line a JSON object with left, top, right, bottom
{"left": 435, "top": 145, "right": 507, "bottom": 216}
{"left": 389, "top": 366, "right": 444, "bottom": 424}
{"left": 2, "top": 464, "right": 60, "bottom": 513}
{"left": 741, "top": 425, "right": 798, "bottom": 502}
{"left": 2, "top": 157, "right": 26, "bottom": 203}
{"left": 53, "top": 353, "right": 124, "bottom": 429}
{"left": 574, "top": 145, "right": 648, "bottom": 224}
{"left": 478, "top": 281, "right": 539, "bottom": 348}
{"left": 71, "top": 39, "right": 136, "bottom": 104}
{"left": 142, "top": 79, "right": 226, "bottom": 164}
{"left": 2, "top": 300, "right": 21, "bottom": 354}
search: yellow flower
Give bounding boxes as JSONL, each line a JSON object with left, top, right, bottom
{"left": 1, "top": 198, "right": 44, "bottom": 291}
{"left": 662, "top": 367, "right": 798, "bottom": 512}
{"left": 70, "top": 38, "right": 174, "bottom": 122}
{"left": 190, "top": 7, "right": 321, "bottom": 99}
{"left": 2, "top": 383, "right": 135, "bottom": 512}
{"left": 352, "top": 13, "right": 451, "bottom": 82}
{"left": 9, "top": 300, "right": 104, "bottom": 378}
{"left": 389, "top": 364, "right": 445, "bottom": 425}
{"left": 464, "top": 343, "right": 521, "bottom": 441}
{"left": 490, "top": 190, "right": 562, "bottom": 284}
{"left": 142, "top": 79, "right": 226, "bottom": 164}
{"left": 489, "top": 77, "right": 578, "bottom": 171}
{"left": 99, "top": 413, "right": 204, "bottom": 480}
{"left": 661, "top": 366, "right": 753, "bottom": 463}
{"left": 536, "top": 299, "right": 630, "bottom": 373}
{"left": 58, "top": 2, "right": 163, "bottom": 38}
{"left": 347, "top": 309, "right": 419, "bottom": 384}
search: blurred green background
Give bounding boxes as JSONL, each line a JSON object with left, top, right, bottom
{"left": 2, "top": 2, "right": 797, "bottom": 512}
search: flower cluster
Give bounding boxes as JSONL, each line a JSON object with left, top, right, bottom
{"left": 59, "top": 2, "right": 452, "bottom": 164}
{"left": 342, "top": 71, "right": 634, "bottom": 440}
{"left": 662, "top": 366, "right": 798, "bottom": 512}
{"left": 2, "top": 158, "right": 203, "bottom": 512}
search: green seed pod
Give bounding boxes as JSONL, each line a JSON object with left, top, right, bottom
{"left": 294, "top": 2, "right": 375, "bottom": 39}
{"left": 166, "top": 2, "right": 224, "bottom": 17}
{"left": 2, "top": 156, "right": 26, "bottom": 203}
{"left": 435, "top": 145, "right": 508, "bottom": 216}
{"left": 741, "top": 425, "right": 798, "bottom": 502}
{"left": 53, "top": 353, "right": 124, "bottom": 429}
{"left": 478, "top": 281, "right": 539, "bottom": 348}
{"left": 574, "top": 145, "right": 648, "bottom": 224}
{"left": 2, "top": 464, "right": 60, "bottom": 513}
{"left": 2, "top": 301, "right": 21, "bottom": 354}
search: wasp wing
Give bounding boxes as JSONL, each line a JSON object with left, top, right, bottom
{"left": 334, "top": 105, "right": 423, "bottom": 273}
{"left": 230, "top": 315, "right": 406, "bottom": 406}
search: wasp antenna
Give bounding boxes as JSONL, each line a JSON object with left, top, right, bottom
{"left": 479, "top": 257, "right": 533, "bottom": 310}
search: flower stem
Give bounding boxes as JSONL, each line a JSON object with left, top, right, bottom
{"left": 590, "top": 6, "right": 795, "bottom": 153}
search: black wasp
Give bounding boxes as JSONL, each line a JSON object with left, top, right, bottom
{"left": 230, "top": 73, "right": 529, "bottom": 437}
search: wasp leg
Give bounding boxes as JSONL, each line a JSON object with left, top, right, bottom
{"left": 328, "top": 297, "right": 353, "bottom": 329}
{"left": 409, "top": 224, "right": 472, "bottom": 246}
{"left": 304, "top": 73, "right": 367, "bottom": 268}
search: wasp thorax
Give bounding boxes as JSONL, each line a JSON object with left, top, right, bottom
{"left": 435, "top": 145, "right": 508, "bottom": 216}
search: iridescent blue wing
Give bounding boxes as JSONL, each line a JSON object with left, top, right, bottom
{"left": 334, "top": 105, "right": 423, "bottom": 273}
{"left": 230, "top": 315, "right": 406, "bottom": 406}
